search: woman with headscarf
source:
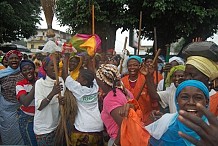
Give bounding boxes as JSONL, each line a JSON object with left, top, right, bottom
{"left": 34, "top": 55, "right": 65, "bottom": 146}
{"left": 167, "top": 41, "right": 218, "bottom": 146}
{"left": 147, "top": 65, "right": 186, "bottom": 113}
{"left": 16, "top": 60, "right": 37, "bottom": 146}
{"left": 146, "top": 80, "right": 210, "bottom": 146}
{"left": 0, "top": 50, "right": 24, "bottom": 145}
{"left": 184, "top": 55, "right": 218, "bottom": 116}
{"left": 157, "top": 56, "right": 185, "bottom": 91}
{"left": 69, "top": 55, "right": 83, "bottom": 80}
{"left": 122, "top": 56, "right": 159, "bottom": 125}
{"left": 96, "top": 64, "right": 134, "bottom": 146}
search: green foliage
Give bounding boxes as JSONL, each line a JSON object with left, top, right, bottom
{"left": 56, "top": 0, "right": 218, "bottom": 52}
{"left": 127, "top": 0, "right": 218, "bottom": 47}
{"left": 0, "top": 0, "right": 41, "bottom": 43}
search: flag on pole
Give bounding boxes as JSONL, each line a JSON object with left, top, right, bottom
{"left": 70, "top": 34, "right": 101, "bottom": 56}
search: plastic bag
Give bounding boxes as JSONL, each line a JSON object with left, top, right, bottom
{"left": 182, "top": 41, "right": 218, "bottom": 62}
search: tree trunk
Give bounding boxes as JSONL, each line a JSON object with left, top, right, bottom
{"left": 96, "top": 23, "right": 117, "bottom": 52}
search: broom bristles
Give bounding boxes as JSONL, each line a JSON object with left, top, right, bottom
{"left": 40, "top": 0, "right": 55, "bottom": 27}
{"left": 55, "top": 89, "right": 78, "bottom": 146}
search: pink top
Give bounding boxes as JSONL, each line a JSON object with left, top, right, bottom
{"left": 101, "top": 88, "right": 133, "bottom": 139}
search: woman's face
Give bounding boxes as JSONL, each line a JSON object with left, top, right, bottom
{"left": 44, "top": 61, "right": 57, "bottom": 80}
{"left": 184, "top": 64, "right": 209, "bottom": 87}
{"left": 177, "top": 86, "right": 208, "bottom": 118}
{"left": 144, "top": 59, "right": 153, "bottom": 67}
{"left": 69, "top": 57, "right": 80, "bottom": 71}
{"left": 172, "top": 70, "right": 185, "bottom": 87}
{"left": 127, "top": 59, "right": 140, "bottom": 77}
{"left": 21, "top": 64, "right": 35, "bottom": 81}
{"left": 8, "top": 54, "right": 20, "bottom": 69}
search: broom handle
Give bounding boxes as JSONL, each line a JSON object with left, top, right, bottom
{"left": 52, "top": 53, "right": 70, "bottom": 146}
{"left": 120, "top": 37, "right": 128, "bottom": 74}
{"left": 137, "top": 11, "right": 142, "bottom": 55}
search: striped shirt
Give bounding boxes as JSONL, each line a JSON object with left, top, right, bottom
{"left": 16, "top": 78, "right": 35, "bottom": 116}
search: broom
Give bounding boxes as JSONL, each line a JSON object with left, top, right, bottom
{"left": 40, "top": 0, "right": 55, "bottom": 38}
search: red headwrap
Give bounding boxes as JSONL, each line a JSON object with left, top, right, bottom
{"left": 5, "top": 50, "right": 22, "bottom": 60}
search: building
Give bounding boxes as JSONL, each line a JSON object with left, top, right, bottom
{"left": 26, "top": 29, "right": 72, "bottom": 50}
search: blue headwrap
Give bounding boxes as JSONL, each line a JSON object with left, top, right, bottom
{"left": 127, "top": 55, "right": 142, "bottom": 64}
{"left": 20, "top": 59, "right": 35, "bottom": 70}
{"left": 175, "top": 80, "right": 209, "bottom": 110}
{"left": 149, "top": 80, "right": 209, "bottom": 146}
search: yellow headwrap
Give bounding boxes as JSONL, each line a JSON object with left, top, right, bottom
{"left": 69, "top": 55, "right": 83, "bottom": 80}
{"left": 186, "top": 56, "right": 218, "bottom": 81}
{"left": 165, "top": 65, "right": 186, "bottom": 87}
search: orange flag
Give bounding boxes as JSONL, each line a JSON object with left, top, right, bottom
{"left": 121, "top": 99, "right": 150, "bottom": 146}
{"left": 80, "top": 36, "right": 96, "bottom": 57}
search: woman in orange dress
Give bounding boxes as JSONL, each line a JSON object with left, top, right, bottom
{"left": 121, "top": 56, "right": 159, "bottom": 125}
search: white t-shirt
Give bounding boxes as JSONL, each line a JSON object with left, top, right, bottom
{"left": 158, "top": 84, "right": 177, "bottom": 113}
{"left": 65, "top": 76, "right": 104, "bottom": 132}
{"left": 157, "top": 79, "right": 174, "bottom": 91}
{"left": 34, "top": 76, "right": 65, "bottom": 135}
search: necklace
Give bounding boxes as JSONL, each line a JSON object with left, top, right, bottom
{"left": 129, "top": 78, "right": 137, "bottom": 82}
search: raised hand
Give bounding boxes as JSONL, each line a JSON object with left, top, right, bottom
{"left": 178, "top": 103, "right": 218, "bottom": 146}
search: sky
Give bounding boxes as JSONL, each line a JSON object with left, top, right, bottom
{"left": 38, "top": 12, "right": 218, "bottom": 54}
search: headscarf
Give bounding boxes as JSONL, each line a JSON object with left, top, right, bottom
{"left": 128, "top": 55, "right": 142, "bottom": 64}
{"left": 42, "top": 55, "right": 52, "bottom": 69}
{"left": 165, "top": 65, "right": 185, "bottom": 87}
{"left": 20, "top": 59, "right": 35, "bottom": 70}
{"left": 39, "top": 55, "right": 52, "bottom": 79}
{"left": 186, "top": 56, "right": 218, "bottom": 81}
{"left": 175, "top": 80, "right": 209, "bottom": 110}
{"left": 96, "top": 64, "right": 122, "bottom": 89}
{"left": 5, "top": 50, "right": 22, "bottom": 60}
{"left": 146, "top": 80, "right": 209, "bottom": 146}
{"left": 69, "top": 55, "right": 83, "bottom": 80}
{"left": 169, "top": 56, "right": 184, "bottom": 65}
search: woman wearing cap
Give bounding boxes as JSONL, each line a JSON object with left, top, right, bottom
{"left": 146, "top": 80, "right": 210, "bottom": 146}
{"left": 34, "top": 55, "right": 65, "bottom": 146}
{"left": 122, "top": 56, "right": 159, "bottom": 125}
{"left": 0, "top": 50, "right": 24, "bottom": 145}
{"left": 16, "top": 60, "right": 37, "bottom": 146}
{"left": 96, "top": 64, "right": 133, "bottom": 146}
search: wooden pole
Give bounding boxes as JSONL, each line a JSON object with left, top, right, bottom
{"left": 153, "top": 27, "right": 159, "bottom": 85}
{"left": 163, "top": 44, "right": 170, "bottom": 90}
{"left": 120, "top": 37, "right": 128, "bottom": 73}
{"left": 154, "top": 27, "right": 157, "bottom": 53}
{"left": 137, "top": 11, "right": 142, "bottom": 55}
{"left": 92, "top": 5, "right": 95, "bottom": 35}
{"left": 52, "top": 53, "right": 70, "bottom": 146}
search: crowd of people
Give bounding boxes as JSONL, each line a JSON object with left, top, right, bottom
{"left": 0, "top": 41, "right": 218, "bottom": 146}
